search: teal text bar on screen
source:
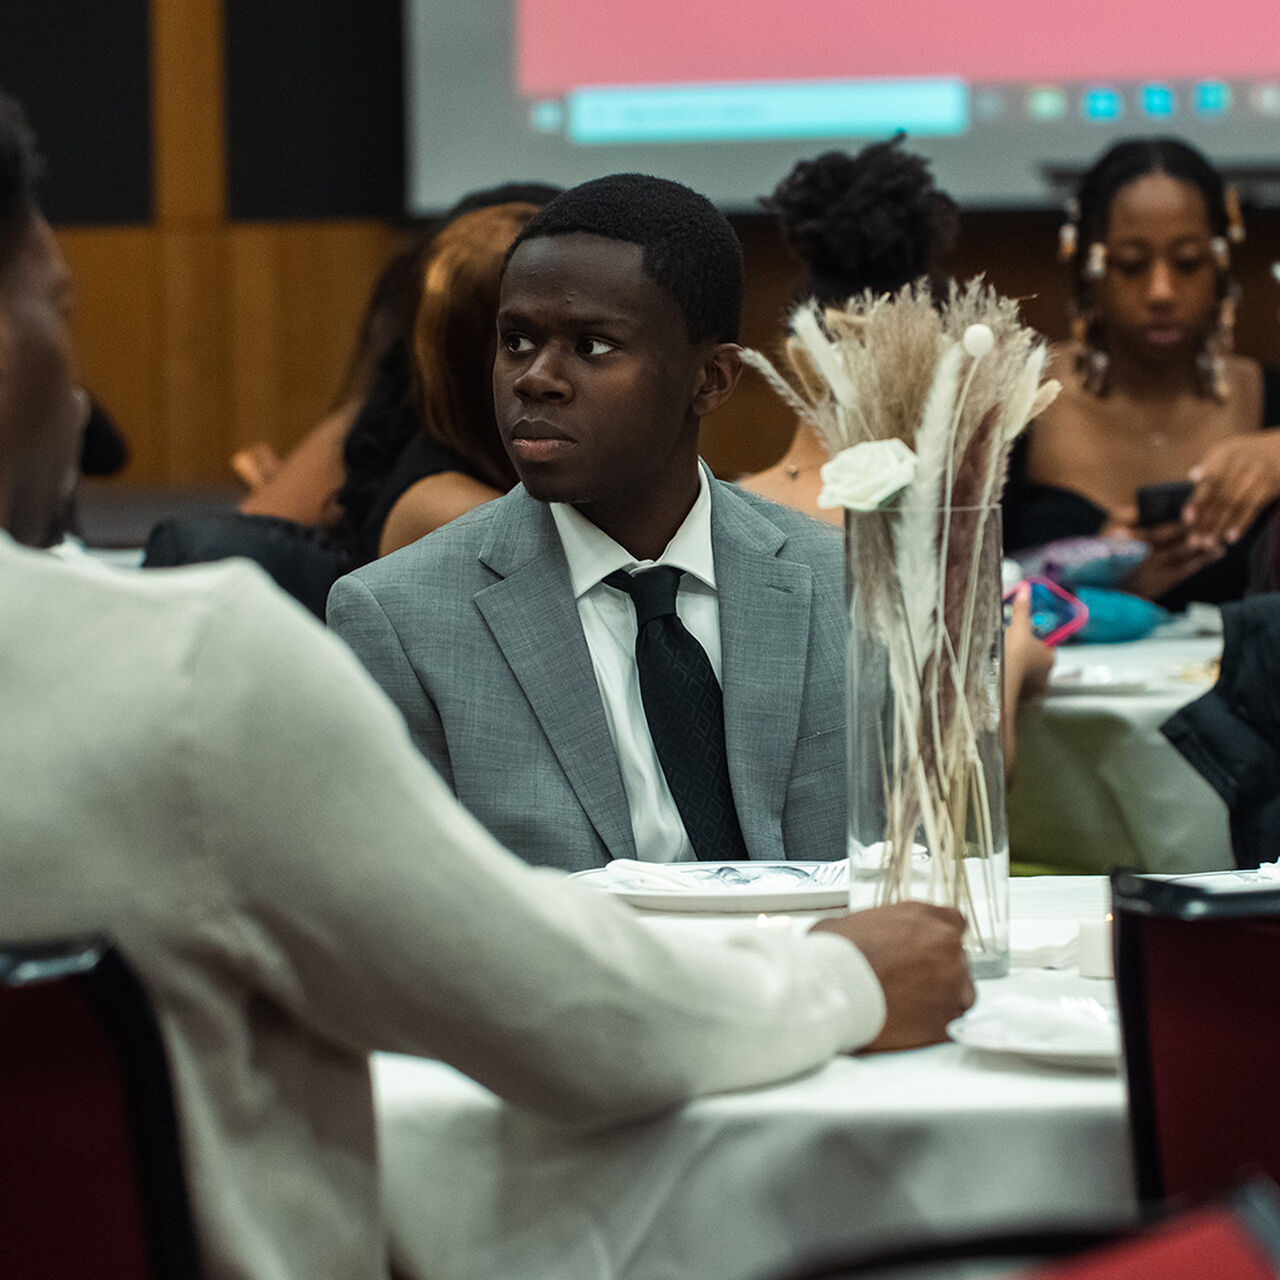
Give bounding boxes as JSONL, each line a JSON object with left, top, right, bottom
{"left": 566, "top": 79, "right": 969, "bottom": 143}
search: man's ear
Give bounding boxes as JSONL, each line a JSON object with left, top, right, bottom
{"left": 691, "top": 342, "right": 743, "bottom": 417}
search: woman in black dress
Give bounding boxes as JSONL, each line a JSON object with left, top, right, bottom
{"left": 1004, "top": 137, "right": 1280, "bottom": 609}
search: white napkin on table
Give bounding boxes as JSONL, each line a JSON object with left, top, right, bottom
{"left": 1009, "top": 919, "right": 1079, "bottom": 970}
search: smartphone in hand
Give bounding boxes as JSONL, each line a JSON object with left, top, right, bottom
{"left": 1135, "top": 481, "right": 1194, "bottom": 528}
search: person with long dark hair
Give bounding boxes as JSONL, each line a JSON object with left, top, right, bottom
{"left": 145, "top": 196, "right": 546, "bottom": 615}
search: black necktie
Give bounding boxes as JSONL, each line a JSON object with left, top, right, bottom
{"left": 604, "top": 567, "right": 749, "bottom": 862}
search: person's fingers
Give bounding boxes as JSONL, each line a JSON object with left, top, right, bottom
{"left": 1216, "top": 475, "right": 1266, "bottom": 544}
{"left": 1144, "top": 520, "right": 1188, "bottom": 550}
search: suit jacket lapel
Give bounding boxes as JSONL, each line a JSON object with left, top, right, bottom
{"left": 711, "top": 483, "right": 814, "bottom": 858}
{"left": 473, "top": 490, "right": 637, "bottom": 861}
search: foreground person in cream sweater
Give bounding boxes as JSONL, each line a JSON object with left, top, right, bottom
{"left": 0, "top": 91, "right": 973, "bottom": 1280}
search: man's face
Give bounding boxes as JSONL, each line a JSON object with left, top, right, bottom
{"left": 0, "top": 215, "right": 85, "bottom": 546}
{"left": 494, "top": 233, "right": 734, "bottom": 539}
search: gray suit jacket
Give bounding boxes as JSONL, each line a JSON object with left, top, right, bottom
{"left": 328, "top": 480, "right": 847, "bottom": 872}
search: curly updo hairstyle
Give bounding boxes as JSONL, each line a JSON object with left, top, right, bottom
{"left": 764, "top": 135, "right": 959, "bottom": 304}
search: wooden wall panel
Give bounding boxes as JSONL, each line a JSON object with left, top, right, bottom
{"left": 226, "top": 221, "right": 401, "bottom": 456}
{"left": 151, "top": 0, "right": 225, "bottom": 224}
{"left": 59, "top": 229, "right": 164, "bottom": 481}
{"left": 156, "top": 228, "right": 233, "bottom": 484}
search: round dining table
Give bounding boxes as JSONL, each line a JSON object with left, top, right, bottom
{"left": 374, "top": 875, "right": 1133, "bottom": 1280}
{"left": 1007, "top": 621, "right": 1232, "bottom": 875}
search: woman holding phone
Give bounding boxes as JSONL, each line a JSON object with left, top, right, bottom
{"left": 1003, "top": 137, "right": 1280, "bottom": 608}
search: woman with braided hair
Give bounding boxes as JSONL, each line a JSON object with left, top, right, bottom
{"left": 1003, "top": 137, "right": 1280, "bottom": 607}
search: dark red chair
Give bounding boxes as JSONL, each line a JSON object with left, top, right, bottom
{"left": 1033, "top": 1181, "right": 1280, "bottom": 1279}
{"left": 0, "top": 936, "right": 203, "bottom": 1278}
{"left": 1112, "top": 871, "right": 1280, "bottom": 1207}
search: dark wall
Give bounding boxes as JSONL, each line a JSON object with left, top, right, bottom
{"left": 0, "top": 0, "right": 152, "bottom": 224}
{"left": 224, "top": 0, "right": 404, "bottom": 220}
{"left": 0, "top": 0, "right": 406, "bottom": 226}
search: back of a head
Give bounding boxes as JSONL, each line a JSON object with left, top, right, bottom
{"left": 506, "top": 173, "right": 743, "bottom": 344}
{"left": 0, "top": 91, "right": 40, "bottom": 281}
{"left": 413, "top": 201, "right": 538, "bottom": 489}
{"left": 766, "top": 136, "right": 959, "bottom": 305}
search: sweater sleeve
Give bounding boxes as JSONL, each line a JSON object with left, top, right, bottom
{"left": 183, "top": 565, "right": 884, "bottom": 1125}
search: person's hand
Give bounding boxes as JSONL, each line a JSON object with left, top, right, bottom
{"left": 1004, "top": 583, "right": 1054, "bottom": 700}
{"left": 1106, "top": 503, "right": 1222, "bottom": 600}
{"left": 1118, "top": 518, "right": 1224, "bottom": 601}
{"left": 1002, "top": 583, "right": 1054, "bottom": 774}
{"left": 231, "top": 442, "right": 284, "bottom": 492}
{"left": 813, "top": 901, "right": 974, "bottom": 1051}
{"left": 1184, "top": 432, "right": 1280, "bottom": 547}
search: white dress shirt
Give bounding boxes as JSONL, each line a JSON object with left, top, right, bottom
{"left": 550, "top": 466, "right": 722, "bottom": 862}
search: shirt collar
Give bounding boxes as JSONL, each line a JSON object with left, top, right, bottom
{"left": 550, "top": 463, "right": 716, "bottom": 600}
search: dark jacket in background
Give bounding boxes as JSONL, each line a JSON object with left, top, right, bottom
{"left": 1162, "top": 593, "right": 1280, "bottom": 868}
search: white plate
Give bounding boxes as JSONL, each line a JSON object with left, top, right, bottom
{"left": 1046, "top": 664, "right": 1151, "bottom": 696}
{"left": 950, "top": 993, "right": 1120, "bottom": 1071}
{"left": 571, "top": 861, "right": 849, "bottom": 913}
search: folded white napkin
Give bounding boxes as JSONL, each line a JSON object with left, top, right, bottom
{"left": 598, "top": 860, "right": 708, "bottom": 891}
{"left": 961, "top": 992, "right": 1118, "bottom": 1052}
{"left": 1009, "top": 919, "right": 1079, "bottom": 970}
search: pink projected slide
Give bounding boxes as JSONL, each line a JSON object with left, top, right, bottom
{"left": 518, "top": 0, "right": 1280, "bottom": 95}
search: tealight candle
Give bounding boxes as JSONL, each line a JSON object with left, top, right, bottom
{"left": 1077, "top": 915, "right": 1114, "bottom": 979}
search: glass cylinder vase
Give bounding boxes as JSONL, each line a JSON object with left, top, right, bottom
{"left": 845, "top": 503, "right": 1010, "bottom": 978}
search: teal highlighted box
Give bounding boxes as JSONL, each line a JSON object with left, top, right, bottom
{"left": 567, "top": 78, "right": 969, "bottom": 143}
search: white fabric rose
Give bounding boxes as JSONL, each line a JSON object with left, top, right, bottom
{"left": 817, "top": 438, "right": 918, "bottom": 512}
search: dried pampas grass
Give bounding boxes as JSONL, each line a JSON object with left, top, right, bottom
{"left": 744, "top": 280, "right": 1060, "bottom": 944}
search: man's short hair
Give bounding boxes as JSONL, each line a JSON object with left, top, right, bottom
{"left": 507, "top": 173, "right": 743, "bottom": 344}
{"left": 0, "top": 91, "right": 40, "bottom": 276}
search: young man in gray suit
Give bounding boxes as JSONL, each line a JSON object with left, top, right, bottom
{"left": 329, "top": 174, "right": 847, "bottom": 872}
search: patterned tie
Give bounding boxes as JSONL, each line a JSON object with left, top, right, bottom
{"left": 604, "top": 567, "right": 749, "bottom": 862}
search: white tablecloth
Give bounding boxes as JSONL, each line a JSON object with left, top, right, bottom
{"left": 1008, "top": 628, "right": 1232, "bottom": 874}
{"left": 375, "top": 877, "right": 1132, "bottom": 1280}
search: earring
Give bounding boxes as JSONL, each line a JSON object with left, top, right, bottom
{"left": 1225, "top": 185, "right": 1246, "bottom": 244}
{"left": 1199, "top": 290, "right": 1237, "bottom": 402}
{"left": 1083, "top": 345, "right": 1109, "bottom": 396}
{"left": 1071, "top": 309, "right": 1108, "bottom": 395}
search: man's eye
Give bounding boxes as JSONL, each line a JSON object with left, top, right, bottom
{"left": 503, "top": 333, "right": 534, "bottom": 354}
{"left": 578, "top": 337, "right": 614, "bottom": 357}
{"left": 1173, "top": 255, "right": 1208, "bottom": 275}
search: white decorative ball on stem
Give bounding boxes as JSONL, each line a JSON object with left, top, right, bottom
{"left": 962, "top": 323, "right": 994, "bottom": 359}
